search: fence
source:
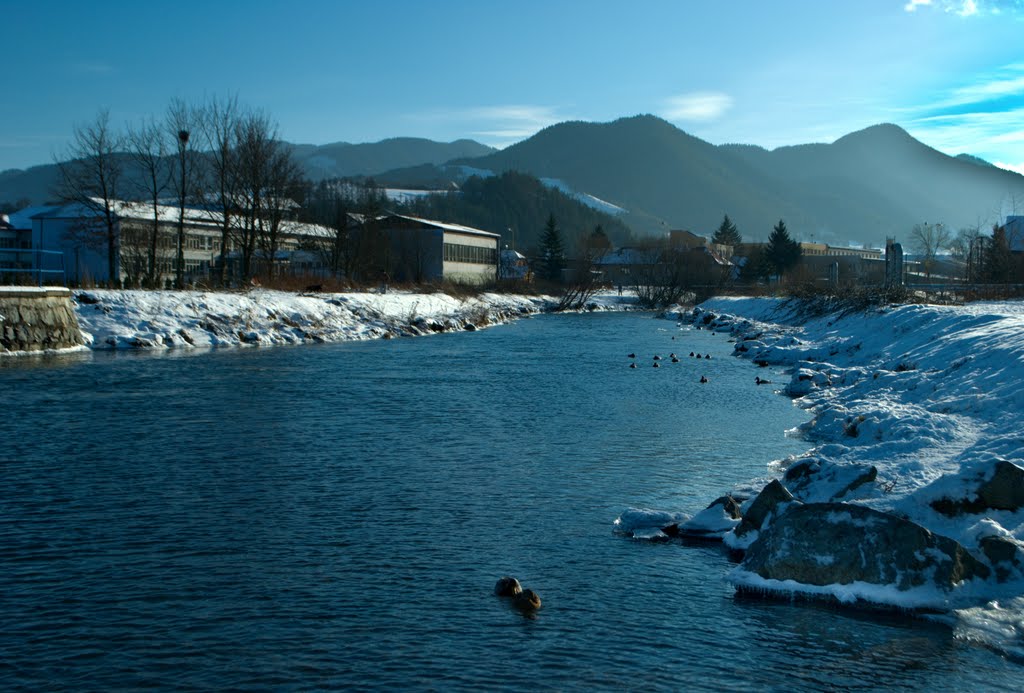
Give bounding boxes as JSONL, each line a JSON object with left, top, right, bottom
{"left": 0, "top": 249, "right": 67, "bottom": 286}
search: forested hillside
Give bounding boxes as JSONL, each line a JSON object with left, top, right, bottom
{"left": 398, "top": 171, "right": 635, "bottom": 252}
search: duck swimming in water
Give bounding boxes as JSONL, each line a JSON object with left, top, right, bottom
{"left": 700, "top": 375, "right": 708, "bottom": 383}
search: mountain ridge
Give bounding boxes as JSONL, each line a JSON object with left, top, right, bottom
{"left": 450, "top": 115, "right": 1024, "bottom": 245}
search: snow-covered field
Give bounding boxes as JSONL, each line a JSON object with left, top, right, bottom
{"left": 620, "top": 296, "right": 1024, "bottom": 657}
{"left": 67, "top": 288, "right": 636, "bottom": 350}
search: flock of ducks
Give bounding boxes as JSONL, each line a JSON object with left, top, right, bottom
{"left": 627, "top": 336, "right": 770, "bottom": 387}
{"left": 628, "top": 350, "right": 712, "bottom": 382}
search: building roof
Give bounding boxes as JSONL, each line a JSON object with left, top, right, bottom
{"left": 594, "top": 247, "right": 663, "bottom": 265}
{"left": 6, "top": 205, "right": 61, "bottom": 229}
{"left": 377, "top": 213, "right": 500, "bottom": 239}
{"left": 29, "top": 198, "right": 334, "bottom": 239}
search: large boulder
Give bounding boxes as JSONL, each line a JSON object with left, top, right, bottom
{"left": 931, "top": 460, "right": 1024, "bottom": 516}
{"left": 740, "top": 503, "right": 990, "bottom": 592}
{"left": 980, "top": 535, "right": 1024, "bottom": 583}
{"left": 783, "top": 459, "right": 878, "bottom": 502}
{"left": 732, "top": 480, "right": 795, "bottom": 541}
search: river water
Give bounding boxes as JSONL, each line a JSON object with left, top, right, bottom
{"left": 1, "top": 312, "right": 1020, "bottom": 690}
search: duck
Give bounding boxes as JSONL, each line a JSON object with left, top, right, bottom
{"left": 629, "top": 362, "right": 637, "bottom": 369}
{"left": 689, "top": 352, "right": 695, "bottom": 357}
{"left": 671, "top": 357, "right": 680, "bottom": 363}
{"left": 653, "top": 355, "right": 662, "bottom": 361}
{"left": 695, "top": 353, "right": 702, "bottom": 359}
{"left": 700, "top": 375, "right": 708, "bottom": 383}
{"left": 704, "top": 354, "right": 711, "bottom": 359}
{"left": 653, "top": 362, "right": 660, "bottom": 368}
{"left": 755, "top": 376, "right": 771, "bottom": 385}
{"left": 627, "top": 352, "right": 636, "bottom": 359}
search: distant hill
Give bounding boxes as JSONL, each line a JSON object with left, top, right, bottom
{"left": 451, "top": 115, "right": 1024, "bottom": 246}
{"left": 397, "top": 171, "right": 635, "bottom": 252}
{"left": 290, "top": 137, "right": 495, "bottom": 181}
{"left": 0, "top": 137, "right": 495, "bottom": 206}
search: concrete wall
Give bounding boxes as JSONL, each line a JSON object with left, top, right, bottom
{"left": 0, "top": 288, "right": 85, "bottom": 353}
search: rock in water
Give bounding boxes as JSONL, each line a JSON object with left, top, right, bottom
{"left": 733, "top": 479, "right": 795, "bottom": 540}
{"left": 740, "top": 502, "right": 990, "bottom": 592}
{"left": 494, "top": 576, "right": 523, "bottom": 597}
{"left": 513, "top": 589, "right": 542, "bottom": 611}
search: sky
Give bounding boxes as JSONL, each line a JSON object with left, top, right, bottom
{"left": 3, "top": 0, "right": 1024, "bottom": 175}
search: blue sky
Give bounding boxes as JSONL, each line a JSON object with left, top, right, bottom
{"left": 3, "top": 0, "right": 1023, "bottom": 174}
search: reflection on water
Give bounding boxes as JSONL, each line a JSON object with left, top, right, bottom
{"left": 1, "top": 313, "right": 1019, "bottom": 690}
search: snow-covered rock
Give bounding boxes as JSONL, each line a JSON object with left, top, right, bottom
{"left": 733, "top": 502, "right": 991, "bottom": 608}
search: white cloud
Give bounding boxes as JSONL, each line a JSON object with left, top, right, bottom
{"left": 903, "top": 0, "right": 1022, "bottom": 15}
{"left": 71, "top": 61, "right": 114, "bottom": 75}
{"left": 661, "top": 92, "right": 734, "bottom": 122}
{"left": 404, "top": 104, "right": 570, "bottom": 147}
{"left": 994, "top": 161, "right": 1024, "bottom": 175}
{"left": 958, "top": 0, "right": 980, "bottom": 15}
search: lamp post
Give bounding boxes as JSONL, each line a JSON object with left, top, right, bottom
{"left": 176, "top": 129, "right": 189, "bottom": 289}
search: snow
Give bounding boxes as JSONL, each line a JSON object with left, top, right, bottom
{"left": 539, "top": 177, "right": 627, "bottom": 216}
{"left": 69, "top": 289, "right": 547, "bottom": 350}
{"left": 613, "top": 508, "right": 690, "bottom": 539}
{"left": 647, "top": 296, "right": 1024, "bottom": 654}
{"left": 383, "top": 188, "right": 450, "bottom": 203}
{"left": 62, "top": 288, "right": 639, "bottom": 352}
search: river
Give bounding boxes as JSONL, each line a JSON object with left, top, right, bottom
{"left": 1, "top": 312, "right": 1020, "bottom": 690}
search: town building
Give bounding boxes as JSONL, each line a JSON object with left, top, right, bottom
{"left": 6, "top": 201, "right": 499, "bottom": 287}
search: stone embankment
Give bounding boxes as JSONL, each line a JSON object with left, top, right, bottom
{"left": 0, "top": 287, "right": 85, "bottom": 353}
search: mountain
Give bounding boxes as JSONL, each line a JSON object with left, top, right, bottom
{"left": 398, "top": 170, "right": 635, "bottom": 252}
{"left": 451, "top": 115, "right": 1024, "bottom": 246}
{"left": 290, "top": 137, "right": 495, "bottom": 181}
{"left": 0, "top": 137, "right": 496, "bottom": 206}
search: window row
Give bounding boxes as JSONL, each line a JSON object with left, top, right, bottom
{"left": 443, "top": 242, "right": 496, "bottom": 265}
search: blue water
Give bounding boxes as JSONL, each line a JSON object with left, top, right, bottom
{"left": 1, "top": 312, "right": 1020, "bottom": 690}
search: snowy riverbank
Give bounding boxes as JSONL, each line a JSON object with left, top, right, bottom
{"left": 620, "top": 296, "right": 1024, "bottom": 656}
{"left": 67, "top": 288, "right": 638, "bottom": 350}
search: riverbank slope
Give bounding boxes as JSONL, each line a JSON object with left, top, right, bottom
{"left": 630, "top": 296, "right": 1024, "bottom": 655}
{"left": 66, "top": 288, "right": 636, "bottom": 350}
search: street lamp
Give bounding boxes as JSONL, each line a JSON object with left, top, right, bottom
{"left": 176, "top": 129, "right": 189, "bottom": 289}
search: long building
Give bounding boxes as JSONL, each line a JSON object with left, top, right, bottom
{"left": 7, "top": 201, "right": 499, "bottom": 286}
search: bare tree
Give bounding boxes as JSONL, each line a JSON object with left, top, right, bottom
{"left": 258, "top": 142, "right": 304, "bottom": 282}
{"left": 232, "top": 111, "right": 277, "bottom": 281}
{"left": 125, "top": 117, "right": 172, "bottom": 285}
{"left": 909, "top": 222, "right": 952, "bottom": 279}
{"left": 54, "top": 109, "right": 125, "bottom": 283}
{"left": 198, "top": 95, "right": 243, "bottom": 286}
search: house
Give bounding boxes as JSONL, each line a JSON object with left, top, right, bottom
{"left": 25, "top": 199, "right": 334, "bottom": 286}
{"left": 594, "top": 243, "right": 731, "bottom": 287}
{"left": 1, "top": 207, "right": 66, "bottom": 284}
{"left": 372, "top": 213, "right": 499, "bottom": 284}
{"left": 1006, "top": 216, "right": 1024, "bottom": 252}
{"left": 12, "top": 198, "right": 500, "bottom": 288}
{"left": 499, "top": 249, "right": 530, "bottom": 281}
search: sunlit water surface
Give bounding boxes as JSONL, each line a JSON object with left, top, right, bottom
{"left": 1, "top": 312, "right": 1020, "bottom": 690}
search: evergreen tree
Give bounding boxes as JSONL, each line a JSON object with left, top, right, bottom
{"left": 540, "top": 213, "right": 565, "bottom": 281}
{"left": 586, "top": 224, "right": 612, "bottom": 252}
{"left": 984, "top": 224, "right": 1014, "bottom": 283}
{"left": 712, "top": 214, "right": 742, "bottom": 246}
{"left": 764, "top": 219, "right": 801, "bottom": 278}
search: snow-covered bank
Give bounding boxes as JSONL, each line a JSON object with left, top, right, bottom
{"left": 69, "top": 288, "right": 639, "bottom": 350}
{"left": 619, "top": 296, "right": 1024, "bottom": 653}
